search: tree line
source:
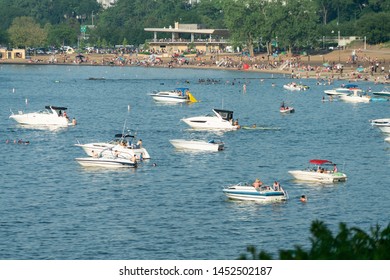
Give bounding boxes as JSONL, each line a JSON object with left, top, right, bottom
{"left": 0, "top": 0, "right": 389, "bottom": 54}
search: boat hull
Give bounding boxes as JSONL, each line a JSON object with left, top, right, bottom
{"left": 378, "top": 126, "right": 390, "bottom": 133}
{"left": 288, "top": 170, "right": 347, "bottom": 183}
{"left": 9, "top": 112, "right": 71, "bottom": 126}
{"left": 181, "top": 117, "right": 237, "bottom": 130}
{"left": 339, "top": 96, "right": 371, "bottom": 103}
{"left": 223, "top": 184, "right": 288, "bottom": 202}
{"left": 280, "top": 107, "right": 295, "bottom": 113}
{"left": 151, "top": 94, "right": 189, "bottom": 103}
{"left": 372, "top": 91, "right": 390, "bottom": 98}
{"left": 75, "top": 157, "right": 137, "bottom": 168}
{"left": 169, "top": 139, "right": 224, "bottom": 151}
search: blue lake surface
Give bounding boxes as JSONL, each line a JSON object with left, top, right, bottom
{"left": 0, "top": 64, "right": 389, "bottom": 260}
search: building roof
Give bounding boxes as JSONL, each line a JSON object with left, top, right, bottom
{"left": 144, "top": 27, "right": 229, "bottom": 37}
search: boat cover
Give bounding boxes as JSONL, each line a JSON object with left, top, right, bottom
{"left": 45, "top": 105, "right": 68, "bottom": 110}
{"left": 309, "top": 159, "right": 332, "bottom": 165}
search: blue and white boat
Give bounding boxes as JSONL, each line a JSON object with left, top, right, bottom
{"left": 372, "top": 86, "right": 390, "bottom": 98}
{"left": 223, "top": 182, "right": 288, "bottom": 202}
{"left": 150, "top": 87, "right": 197, "bottom": 103}
{"left": 324, "top": 84, "right": 362, "bottom": 96}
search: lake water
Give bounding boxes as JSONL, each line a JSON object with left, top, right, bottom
{"left": 0, "top": 64, "right": 389, "bottom": 260}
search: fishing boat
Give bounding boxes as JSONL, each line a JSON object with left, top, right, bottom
{"left": 169, "top": 139, "right": 224, "bottom": 151}
{"left": 9, "top": 105, "right": 76, "bottom": 127}
{"left": 223, "top": 182, "right": 288, "bottom": 202}
{"left": 181, "top": 109, "right": 240, "bottom": 130}
{"left": 288, "top": 159, "right": 347, "bottom": 183}
{"left": 150, "top": 87, "right": 197, "bottom": 103}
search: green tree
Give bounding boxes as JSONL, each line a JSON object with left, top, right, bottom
{"left": 356, "top": 12, "right": 390, "bottom": 44}
{"left": 222, "top": 0, "right": 270, "bottom": 57}
{"left": 273, "top": 0, "right": 320, "bottom": 54}
{"left": 8, "top": 16, "right": 47, "bottom": 49}
{"left": 46, "top": 23, "right": 78, "bottom": 47}
{"left": 239, "top": 220, "right": 390, "bottom": 260}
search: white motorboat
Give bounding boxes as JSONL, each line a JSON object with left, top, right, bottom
{"left": 169, "top": 139, "right": 224, "bottom": 151}
{"left": 75, "top": 156, "right": 137, "bottom": 168}
{"left": 9, "top": 105, "right": 76, "bottom": 127}
{"left": 370, "top": 118, "right": 390, "bottom": 133}
{"left": 223, "top": 182, "right": 288, "bottom": 202}
{"left": 372, "top": 86, "right": 390, "bottom": 98}
{"left": 75, "top": 133, "right": 151, "bottom": 160}
{"left": 339, "top": 89, "right": 371, "bottom": 103}
{"left": 324, "top": 84, "right": 362, "bottom": 96}
{"left": 283, "top": 83, "right": 309, "bottom": 91}
{"left": 288, "top": 159, "right": 347, "bottom": 183}
{"left": 370, "top": 118, "right": 390, "bottom": 127}
{"left": 385, "top": 137, "right": 390, "bottom": 142}
{"left": 181, "top": 109, "right": 240, "bottom": 130}
{"left": 150, "top": 87, "right": 197, "bottom": 103}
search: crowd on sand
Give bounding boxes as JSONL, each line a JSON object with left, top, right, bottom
{"left": 2, "top": 48, "right": 389, "bottom": 84}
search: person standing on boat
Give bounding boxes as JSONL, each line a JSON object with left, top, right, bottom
{"left": 136, "top": 139, "right": 143, "bottom": 148}
{"left": 252, "top": 178, "right": 263, "bottom": 189}
{"left": 333, "top": 164, "right": 338, "bottom": 173}
{"left": 273, "top": 181, "right": 280, "bottom": 191}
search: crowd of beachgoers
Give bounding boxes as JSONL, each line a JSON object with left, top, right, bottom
{"left": 2, "top": 49, "right": 390, "bottom": 84}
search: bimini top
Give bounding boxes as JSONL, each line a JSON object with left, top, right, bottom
{"left": 343, "top": 84, "right": 359, "bottom": 89}
{"left": 114, "top": 133, "right": 134, "bottom": 139}
{"left": 213, "top": 109, "right": 234, "bottom": 121}
{"left": 309, "top": 159, "right": 333, "bottom": 165}
{"left": 45, "top": 105, "right": 68, "bottom": 110}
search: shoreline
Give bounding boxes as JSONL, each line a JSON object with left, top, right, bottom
{"left": 1, "top": 50, "right": 389, "bottom": 84}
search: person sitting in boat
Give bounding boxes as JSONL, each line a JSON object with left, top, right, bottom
{"left": 252, "top": 178, "right": 263, "bottom": 189}
{"left": 92, "top": 150, "right": 99, "bottom": 158}
{"left": 333, "top": 164, "right": 338, "bottom": 173}
{"left": 63, "top": 111, "right": 68, "bottom": 119}
{"left": 273, "top": 181, "right": 280, "bottom": 191}
{"left": 280, "top": 101, "right": 285, "bottom": 110}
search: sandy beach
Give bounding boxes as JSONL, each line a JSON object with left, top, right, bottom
{"left": 2, "top": 46, "right": 389, "bottom": 84}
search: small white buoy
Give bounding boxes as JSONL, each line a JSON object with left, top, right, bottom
{"left": 128, "top": 105, "right": 131, "bottom": 112}
{"left": 25, "top": 98, "right": 28, "bottom": 104}
{"left": 12, "top": 88, "right": 15, "bottom": 93}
